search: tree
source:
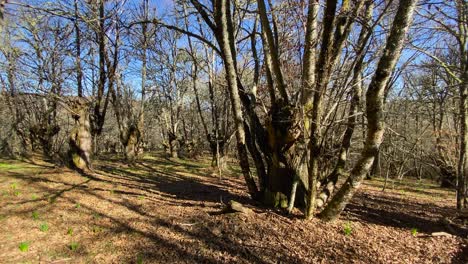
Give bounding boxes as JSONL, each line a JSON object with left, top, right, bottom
{"left": 320, "top": 0, "right": 418, "bottom": 221}
{"left": 415, "top": 0, "right": 468, "bottom": 209}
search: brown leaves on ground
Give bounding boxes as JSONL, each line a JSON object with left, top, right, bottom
{"left": 0, "top": 153, "right": 467, "bottom": 263}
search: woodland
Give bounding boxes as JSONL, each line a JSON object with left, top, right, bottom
{"left": 0, "top": 0, "right": 468, "bottom": 263}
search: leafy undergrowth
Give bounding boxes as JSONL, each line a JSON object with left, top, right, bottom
{"left": 0, "top": 153, "right": 467, "bottom": 263}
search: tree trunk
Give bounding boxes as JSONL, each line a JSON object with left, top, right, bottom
{"left": 458, "top": 69, "right": 468, "bottom": 208}
{"left": 319, "top": 0, "right": 417, "bottom": 221}
{"left": 215, "top": 0, "right": 258, "bottom": 199}
{"left": 69, "top": 98, "right": 92, "bottom": 172}
{"left": 0, "top": 0, "right": 6, "bottom": 21}
{"left": 124, "top": 125, "right": 140, "bottom": 162}
{"left": 457, "top": 0, "right": 468, "bottom": 209}
{"left": 168, "top": 131, "right": 178, "bottom": 159}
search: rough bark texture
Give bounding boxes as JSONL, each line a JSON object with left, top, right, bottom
{"left": 69, "top": 98, "right": 92, "bottom": 172}
{"left": 124, "top": 124, "right": 140, "bottom": 162}
{"left": 319, "top": 0, "right": 417, "bottom": 221}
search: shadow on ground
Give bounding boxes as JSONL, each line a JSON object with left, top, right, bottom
{"left": 1, "top": 153, "right": 466, "bottom": 263}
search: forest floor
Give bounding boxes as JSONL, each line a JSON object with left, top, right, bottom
{"left": 0, "top": 152, "right": 467, "bottom": 263}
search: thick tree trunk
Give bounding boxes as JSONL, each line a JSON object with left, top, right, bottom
{"left": 319, "top": 0, "right": 417, "bottom": 221}
{"left": 168, "top": 131, "right": 178, "bottom": 159}
{"left": 124, "top": 125, "right": 140, "bottom": 162}
{"left": 69, "top": 98, "right": 92, "bottom": 172}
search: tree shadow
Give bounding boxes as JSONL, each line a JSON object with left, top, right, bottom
{"left": 93, "top": 159, "right": 252, "bottom": 206}
{"left": 345, "top": 192, "right": 468, "bottom": 238}
{"left": 2, "top": 155, "right": 466, "bottom": 263}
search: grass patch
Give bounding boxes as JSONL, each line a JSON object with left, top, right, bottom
{"left": 137, "top": 254, "right": 144, "bottom": 264}
{"left": 39, "top": 223, "right": 49, "bottom": 232}
{"left": 48, "top": 196, "right": 57, "bottom": 204}
{"left": 18, "top": 242, "right": 30, "bottom": 252}
{"left": 92, "top": 225, "right": 103, "bottom": 233}
{"left": 32, "top": 211, "right": 39, "bottom": 220}
{"left": 343, "top": 221, "right": 352, "bottom": 236}
{"left": 10, "top": 182, "right": 18, "bottom": 190}
{"left": 92, "top": 213, "right": 102, "bottom": 220}
{"left": 69, "top": 242, "right": 79, "bottom": 251}
{"left": 0, "top": 163, "right": 27, "bottom": 170}
{"left": 67, "top": 227, "right": 74, "bottom": 236}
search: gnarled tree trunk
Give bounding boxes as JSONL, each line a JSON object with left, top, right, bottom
{"left": 69, "top": 98, "right": 92, "bottom": 172}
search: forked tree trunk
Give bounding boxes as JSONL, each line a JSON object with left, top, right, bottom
{"left": 319, "top": 0, "right": 417, "bottom": 221}
{"left": 69, "top": 98, "right": 92, "bottom": 172}
{"left": 216, "top": 0, "right": 258, "bottom": 199}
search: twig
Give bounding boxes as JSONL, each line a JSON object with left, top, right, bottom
{"left": 49, "top": 258, "right": 72, "bottom": 263}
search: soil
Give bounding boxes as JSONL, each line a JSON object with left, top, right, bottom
{"left": 0, "top": 153, "right": 467, "bottom": 263}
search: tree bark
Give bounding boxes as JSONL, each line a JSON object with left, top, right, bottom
{"left": 69, "top": 98, "right": 92, "bottom": 172}
{"left": 457, "top": 0, "right": 468, "bottom": 209}
{"left": 458, "top": 69, "right": 468, "bottom": 208}
{"left": 305, "top": 0, "right": 338, "bottom": 219}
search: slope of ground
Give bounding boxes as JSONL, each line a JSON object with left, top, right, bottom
{"left": 0, "top": 153, "right": 467, "bottom": 263}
